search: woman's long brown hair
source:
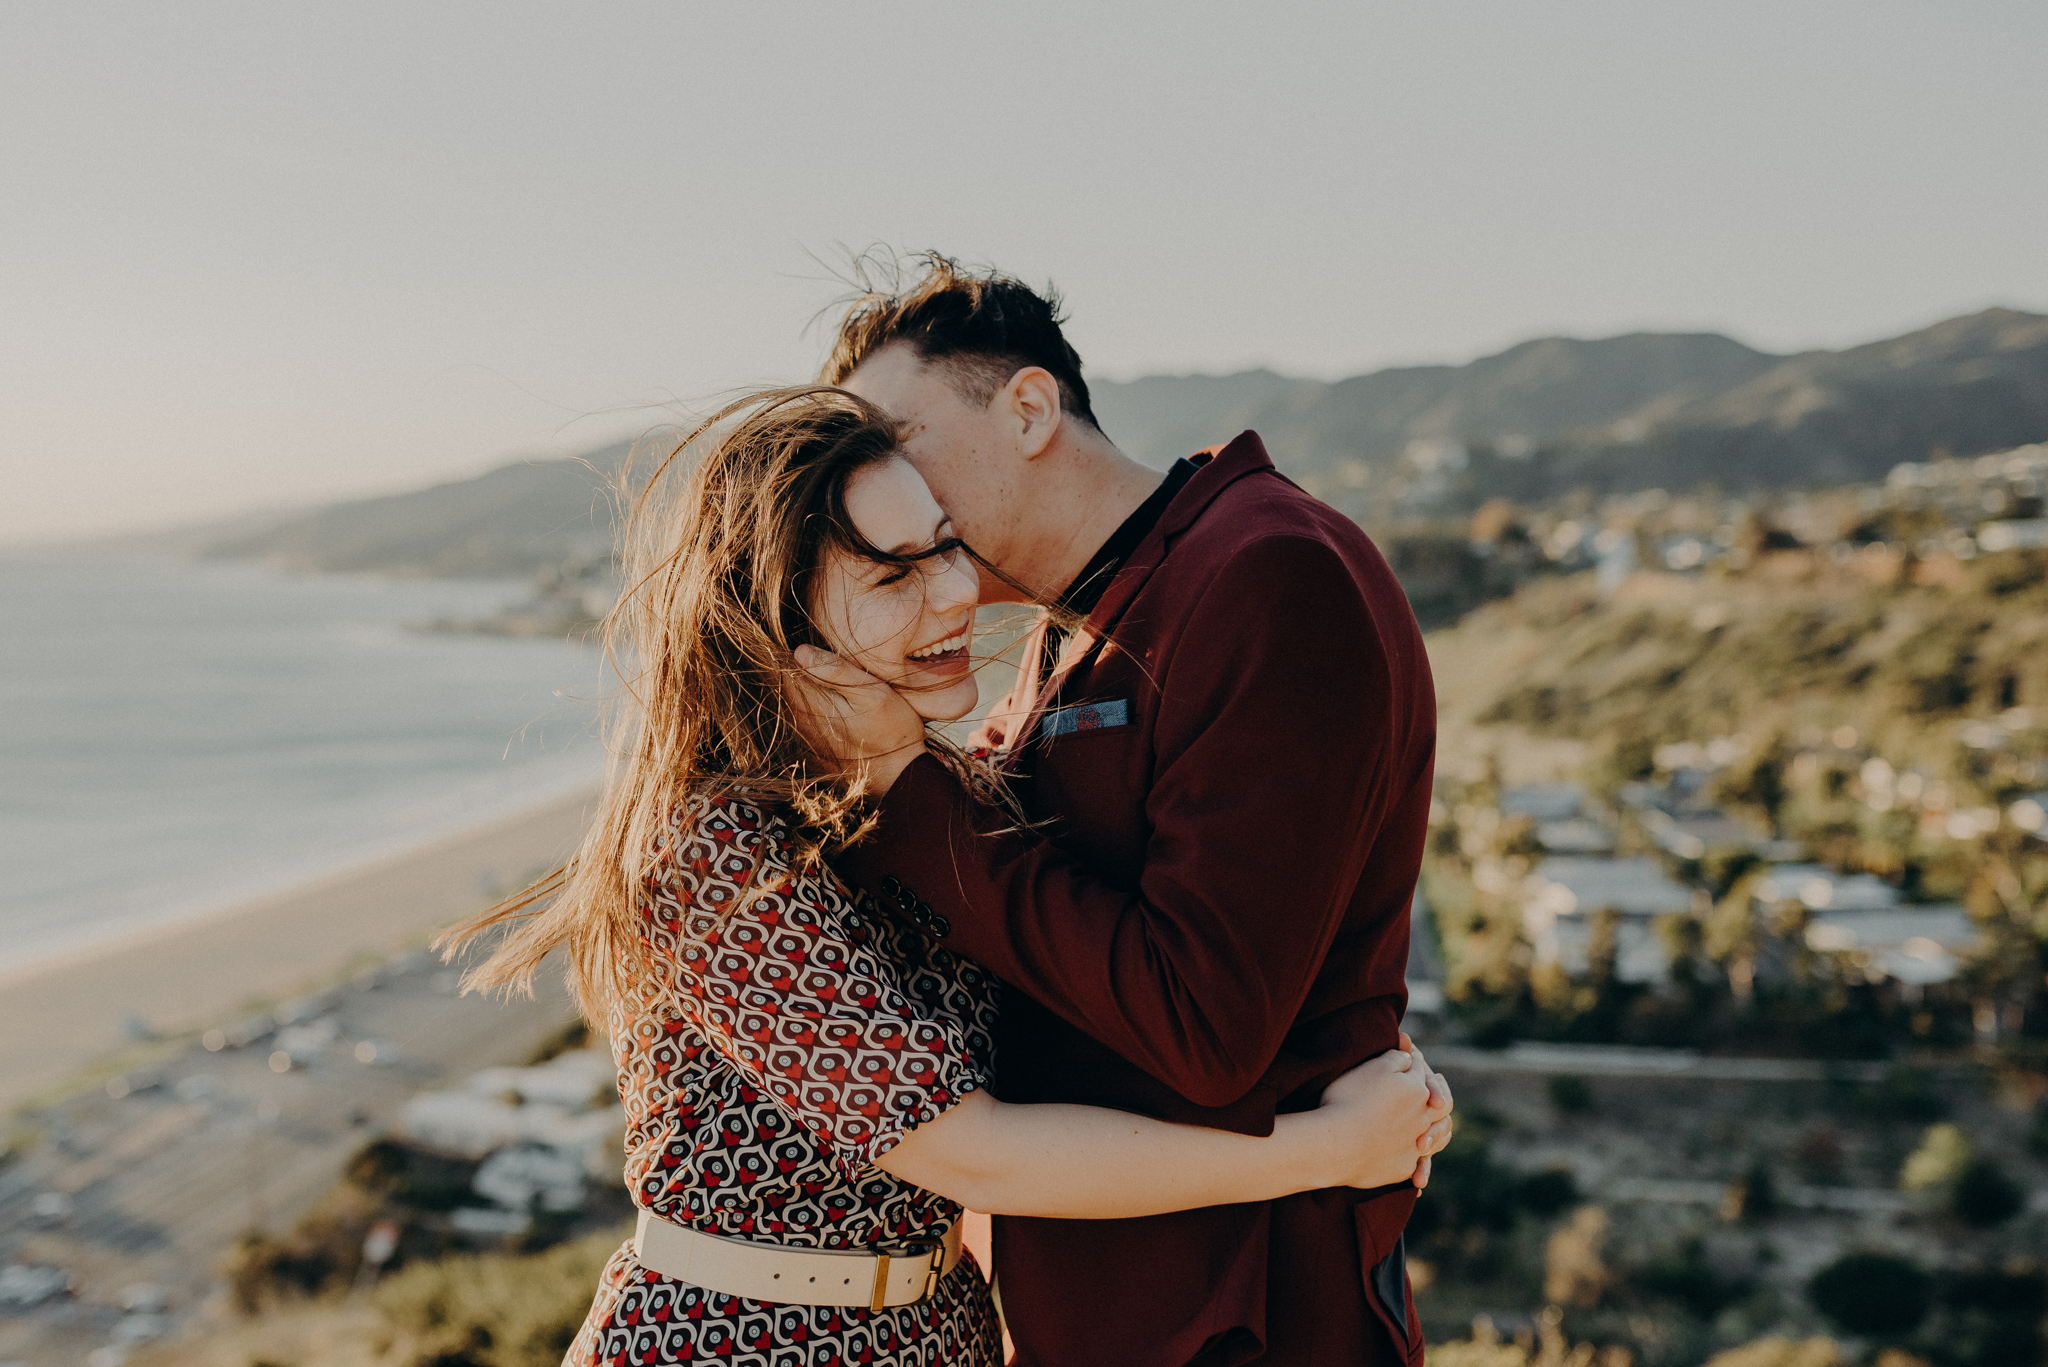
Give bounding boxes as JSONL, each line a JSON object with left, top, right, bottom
{"left": 439, "top": 386, "right": 1014, "bottom": 1020}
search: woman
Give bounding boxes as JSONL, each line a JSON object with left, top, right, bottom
{"left": 446, "top": 388, "right": 1449, "bottom": 1366}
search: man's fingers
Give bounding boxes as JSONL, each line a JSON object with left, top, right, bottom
{"left": 1414, "top": 1155, "right": 1432, "bottom": 1189}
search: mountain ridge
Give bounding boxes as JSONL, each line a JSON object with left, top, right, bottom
{"left": 201, "top": 308, "right": 2048, "bottom": 577}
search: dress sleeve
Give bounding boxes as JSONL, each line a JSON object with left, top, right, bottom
{"left": 638, "top": 793, "right": 993, "bottom": 1178}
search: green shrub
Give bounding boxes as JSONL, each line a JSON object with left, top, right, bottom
{"left": 1950, "top": 1158, "right": 2025, "bottom": 1228}
{"left": 1808, "top": 1252, "right": 1933, "bottom": 1336}
{"left": 1873, "top": 1067, "right": 1946, "bottom": 1122}
{"left": 523, "top": 1019, "right": 592, "bottom": 1066}
{"left": 2028, "top": 1099, "right": 2048, "bottom": 1158}
{"left": 220, "top": 1185, "right": 383, "bottom": 1311}
{"left": 1517, "top": 1169, "right": 1579, "bottom": 1217}
{"left": 1547, "top": 1073, "right": 1595, "bottom": 1115}
{"left": 344, "top": 1137, "right": 486, "bottom": 1213}
{"left": 1792, "top": 1126, "right": 1846, "bottom": 1185}
{"left": 1899, "top": 1122, "right": 1970, "bottom": 1192}
{"left": 1942, "top": 1267, "right": 2048, "bottom": 1367}
{"left": 1409, "top": 1111, "right": 1522, "bottom": 1240}
{"left": 376, "top": 1227, "right": 622, "bottom": 1367}
{"left": 1637, "top": 1238, "right": 1749, "bottom": 1319}
{"left": 1724, "top": 1160, "right": 1778, "bottom": 1223}
{"left": 1943, "top": 1265, "right": 2047, "bottom": 1317}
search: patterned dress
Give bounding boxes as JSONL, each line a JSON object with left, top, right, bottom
{"left": 567, "top": 794, "right": 1005, "bottom": 1367}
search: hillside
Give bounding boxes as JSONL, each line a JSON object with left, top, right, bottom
{"left": 1097, "top": 332, "right": 1776, "bottom": 467}
{"left": 202, "top": 440, "right": 634, "bottom": 578}
{"left": 195, "top": 308, "right": 2048, "bottom": 581}
{"left": 1422, "top": 541, "right": 2048, "bottom": 933}
{"left": 1094, "top": 308, "right": 2048, "bottom": 517}
{"left": 1434, "top": 555, "right": 2048, "bottom": 789}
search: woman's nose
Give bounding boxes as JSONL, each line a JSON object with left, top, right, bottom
{"left": 934, "top": 554, "right": 978, "bottom": 614}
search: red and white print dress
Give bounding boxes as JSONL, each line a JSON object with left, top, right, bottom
{"left": 566, "top": 793, "right": 1005, "bottom": 1367}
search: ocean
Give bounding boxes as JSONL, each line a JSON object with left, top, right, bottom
{"left": 0, "top": 550, "right": 607, "bottom": 974}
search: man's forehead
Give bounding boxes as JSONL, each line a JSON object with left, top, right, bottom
{"left": 843, "top": 344, "right": 961, "bottom": 418}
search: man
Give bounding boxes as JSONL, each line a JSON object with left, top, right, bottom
{"left": 809, "top": 255, "right": 1443, "bottom": 1366}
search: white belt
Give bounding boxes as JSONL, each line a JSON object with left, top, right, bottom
{"left": 632, "top": 1209, "right": 962, "bottom": 1311}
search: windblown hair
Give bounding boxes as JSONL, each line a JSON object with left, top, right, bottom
{"left": 821, "top": 250, "right": 1099, "bottom": 430}
{"left": 440, "top": 386, "right": 1005, "bottom": 1019}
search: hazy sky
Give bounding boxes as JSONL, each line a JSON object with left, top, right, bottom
{"left": 5, "top": 2, "right": 2045, "bottom": 544}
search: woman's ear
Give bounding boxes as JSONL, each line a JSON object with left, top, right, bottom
{"left": 1002, "top": 366, "right": 1065, "bottom": 460}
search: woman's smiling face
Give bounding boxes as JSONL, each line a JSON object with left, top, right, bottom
{"left": 811, "top": 457, "right": 980, "bottom": 723}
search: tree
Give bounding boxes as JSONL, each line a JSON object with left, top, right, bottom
{"left": 1809, "top": 1252, "right": 1933, "bottom": 1337}
{"left": 1544, "top": 1206, "right": 1613, "bottom": 1309}
{"left": 1898, "top": 1123, "right": 1969, "bottom": 1191}
{"left": 1548, "top": 1073, "right": 1595, "bottom": 1115}
{"left": 1951, "top": 1158, "right": 2024, "bottom": 1228}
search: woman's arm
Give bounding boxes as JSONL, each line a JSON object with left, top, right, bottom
{"left": 875, "top": 1047, "right": 1448, "bottom": 1219}
{"left": 643, "top": 794, "right": 1450, "bottom": 1216}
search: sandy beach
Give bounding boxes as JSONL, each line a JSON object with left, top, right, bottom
{"left": 0, "top": 788, "right": 598, "bottom": 1114}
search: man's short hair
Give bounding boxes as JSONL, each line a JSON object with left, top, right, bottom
{"left": 821, "top": 252, "right": 1099, "bottom": 430}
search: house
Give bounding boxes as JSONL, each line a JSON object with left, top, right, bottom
{"left": 1753, "top": 865, "right": 1899, "bottom": 911}
{"left": 1501, "top": 784, "right": 1587, "bottom": 822}
{"left": 1804, "top": 907, "right": 1980, "bottom": 985}
{"left": 1520, "top": 856, "right": 1699, "bottom": 984}
{"left": 1641, "top": 809, "right": 1764, "bottom": 860}
{"left": 1535, "top": 818, "right": 1619, "bottom": 855}
{"left": 1523, "top": 856, "right": 1698, "bottom": 919}
{"left": 2009, "top": 793, "right": 2048, "bottom": 836}
{"left": 1976, "top": 519, "right": 2048, "bottom": 552}
{"left": 1543, "top": 918, "right": 1675, "bottom": 984}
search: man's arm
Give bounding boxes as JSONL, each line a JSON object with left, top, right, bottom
{"left": 841, "top": 534, "right": 1417, "bottom": 1111}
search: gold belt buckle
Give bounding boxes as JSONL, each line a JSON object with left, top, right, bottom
{"left": 868, "top": 1243, "right": 942, "bottom": 1312}
{"left": 868, "top": 1251, "right": 892, "bottom": 1313}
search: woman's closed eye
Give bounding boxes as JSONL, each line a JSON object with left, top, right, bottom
{"left": 873, "top": 536, "right": 967, "bottom": 587}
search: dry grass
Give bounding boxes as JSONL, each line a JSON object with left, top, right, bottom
{"left": 133, "top": 1225, "right": 625, "bottom": 1367}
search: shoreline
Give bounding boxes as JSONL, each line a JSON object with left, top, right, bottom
{"left": 0, "top": 758, "right": 604, "bottom": 982}
{"left": 0, "top": 787, "right": 598, "bottom": 1115}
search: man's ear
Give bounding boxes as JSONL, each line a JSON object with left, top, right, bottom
{"left": 1000, "top": 366, "right": 1064, "bottom": 460}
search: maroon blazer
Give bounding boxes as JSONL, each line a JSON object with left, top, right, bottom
{"left": 840, "top": 432, "right": 1436, "bottom": 1366}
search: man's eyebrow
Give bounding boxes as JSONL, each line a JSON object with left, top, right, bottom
{"left": 886, "top": 516, "right": 950, "bottom": 556}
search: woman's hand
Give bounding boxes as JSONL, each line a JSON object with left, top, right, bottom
{"left": 1307, "top": 1045, "right": 1454, "bottom": 1191}
{"left": 1398, "top": 1031, "right": 1454, "bottom": 1187}
{"left": 786, "top": 645, "right": 928, "bottom": 796}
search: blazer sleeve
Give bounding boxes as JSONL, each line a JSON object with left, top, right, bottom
{"left": 641, "top": 794, "right": 996, "bottom": 1178}
{"left": 841, "top": 534, "right": 1409, "bottom": 1111}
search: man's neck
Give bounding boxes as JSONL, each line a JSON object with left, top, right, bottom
{"left": 999, "top": 431, "right": 1165, "bottom": 603}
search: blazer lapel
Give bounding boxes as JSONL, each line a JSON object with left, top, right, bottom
{"left": 1006, "top": 432, "right": 1280, "bottom": 758}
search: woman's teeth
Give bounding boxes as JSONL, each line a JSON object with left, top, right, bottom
{"left": 908, "top": 629, "right": 969, "bottom": 660}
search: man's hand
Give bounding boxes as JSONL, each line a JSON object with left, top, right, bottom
{"left": 787, "top": 645, "right": 927, "bottom": 796}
